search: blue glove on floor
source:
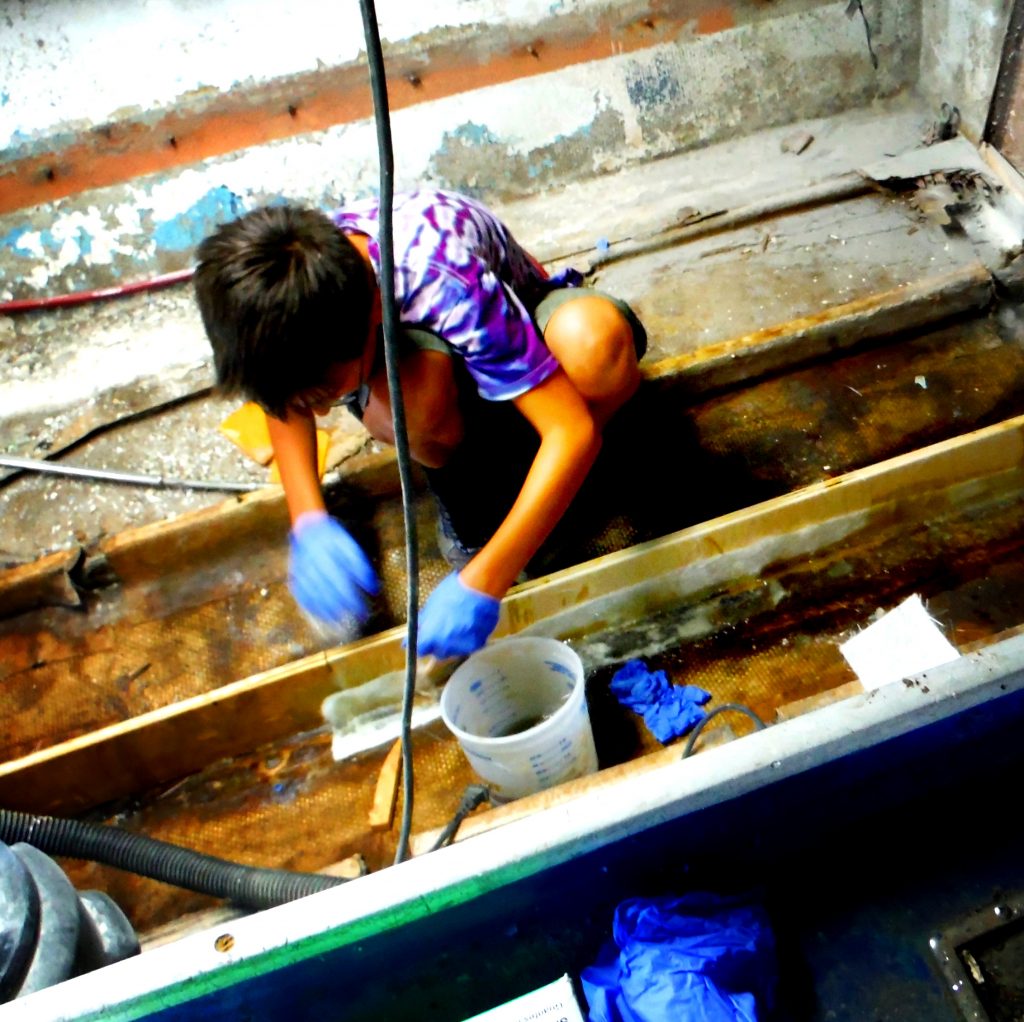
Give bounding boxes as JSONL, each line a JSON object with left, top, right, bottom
{"left": 416, "top": 572, "right": 500, "bottom": 659}
{"left": 610, "top": 659, "right": 711, "bottom": 743}
{"left": 288, "top": 511, "right": 380, "bottom": 625}
{"left": 581, "top": 893, "right": 777, "bottom": 1022}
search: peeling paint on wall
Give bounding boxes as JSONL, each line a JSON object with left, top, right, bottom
{"left": 431, "top": 107, "right": 625, "bottom": 198}
{"left": 625, "top": 54, "right": 683, "bottom": 110}
{"left": 0, "top": 0, "right": 927, "bottom": 299}
{"left": 0, "top": 0, "right": 550, "bottom": 151}
{"left": 151, "top": 186, "right": 244, "bottom": 253}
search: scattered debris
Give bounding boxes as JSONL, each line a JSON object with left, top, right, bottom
{"left": 909, "top": 184, "right": 954, "bottom": 227}
{"left": 671, "top": 206, "right": 706, "bottom": 228}
{"left": 781, "top": 131, "right": 814, "bottom": 155}
{"left": 922, "top": 102, "right": 961, "bottom": 146}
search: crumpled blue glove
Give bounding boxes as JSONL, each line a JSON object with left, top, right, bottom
{"left": 610, "top": 659, "right": 711, "bottom": 743}
{"left": 288, "top": 511, "right": 380, "bottom": 625}
{"left": 581, "top": 893, "right": 777, "bottom": 1022}
{"left": 416, "top": 571, "right": 500, "bottom": 659}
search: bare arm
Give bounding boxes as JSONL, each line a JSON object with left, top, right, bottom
{"left": 459, "top": 369, "right": 601, "bottom": 598}
{"left": 266, "top": 408, "right": 325, "bottom": 524}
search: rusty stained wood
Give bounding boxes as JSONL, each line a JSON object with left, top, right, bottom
{"left": 642, "top": 264, "right": 993, "bottom": 396}
{"left": 0, "top": 546, "right": 84, "bottom": 617}
{"left": 5, "top": 413, "right": 1024, "bottom": 815}
{"left": 0, "top": 166, "right": 996, "bottom": 610}
{"left": 0, "top": 446, "right": 400, "bottom": 615}
{"left": 626, "top": 212, "right": 990, "bottom": 365}
{"left": 0, "top": 255, "right": 992, "bottom": 613}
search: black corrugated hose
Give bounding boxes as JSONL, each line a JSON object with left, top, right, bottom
{"left": 0, "top": 809, "right": 346, "bottom": 910}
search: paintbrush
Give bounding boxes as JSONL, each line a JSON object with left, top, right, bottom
{"left": 321, "top": 655, "right": 454, "bottom": 760}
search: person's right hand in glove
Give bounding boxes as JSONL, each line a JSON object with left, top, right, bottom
{"left": 288, "top": 510, "right": 380, "bottom": 624}
{"left": 416, "top": 571, "right": 500, "bottom": 659}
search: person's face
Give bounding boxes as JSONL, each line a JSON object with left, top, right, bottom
{"left": 290, "top": 357, "right": 366, "bottom": 416}
{"left": 289, "top": 320, "right": 379, "bottom": 417}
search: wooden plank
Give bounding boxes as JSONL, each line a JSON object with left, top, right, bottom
{"left": 0, "top": 546, "right": 83, "bottom": 618}
{"left": 96, "top": 449, "right": 399, "bottom": 587}
{"left": 4, "top": 414, "right": 1024, "bottom": 815}
{"left": 368, "top": 739, "right": 403, "bottom": 831}
{"left": 642, "top": 265, "right": 993, "bottom": 395}
{"left": 774, "top": 681, "right": 864, "bottom": 722}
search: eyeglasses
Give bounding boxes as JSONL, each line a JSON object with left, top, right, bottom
{"left": 290, "top": 329, "right": 378, "bottom": 416}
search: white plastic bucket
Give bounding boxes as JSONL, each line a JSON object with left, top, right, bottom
{"left": 440, "top": 636, "right": 598, "bottom": 801}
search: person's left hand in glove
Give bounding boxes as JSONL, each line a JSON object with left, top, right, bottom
{"left": 417, "top": 571, "right": 500, "bottom": 659}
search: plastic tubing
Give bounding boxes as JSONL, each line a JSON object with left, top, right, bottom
{"left": 0, "top": 269, "right": 194, "bottom": 316}
{"left": 681, "top": 704, "right": 768, "bottom": 759}
{"left": 0, "top": 809, "right": 347, "bottom": 910}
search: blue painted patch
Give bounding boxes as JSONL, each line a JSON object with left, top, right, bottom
{"left": 2, "top": 127, "right": 80, "bottom": 161}
{"left": 449, "top": 121, "right": 500, "bottom": 147}
{"left": 1, "top": 221, "right": 94, "bottom": 261}
{"left": 0, "top": 91, "right": 10, "bottom": 107}
{"left": 527, "top": 156, "right": 556, "bottom": 179}
{"left": 625, "top": 54, "right": 682, "bottom": 110}
{"left": 76, "top": 225, "right": 92, "bottom": 257}
{"left": 152, "top": 185, "right": 244, "bottom": 253}
{"left": 0, "top": 224, "right": 33, "bottom": 254}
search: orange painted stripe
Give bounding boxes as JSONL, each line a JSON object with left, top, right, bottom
{"left": 696, "top": 6, "right": 736, "bottom": 34}
{"left": 0, "top": 2, "right": 739, "bottom": 215}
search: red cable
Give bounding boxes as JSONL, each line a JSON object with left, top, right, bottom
{"left": 0, "top": 267, "right": 195, "bottom": 315}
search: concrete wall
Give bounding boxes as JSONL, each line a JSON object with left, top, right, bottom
{"left": 917, "top": 0, "right": 1015, "bottom": 141}
{"left": 0, "top": 0, "right": 923, "bottom": 300}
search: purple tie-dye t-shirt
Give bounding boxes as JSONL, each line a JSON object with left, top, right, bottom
{"left": 333, "top": 190, "right": 561, "bottom": 401}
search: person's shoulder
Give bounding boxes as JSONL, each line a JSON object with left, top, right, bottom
{"left": 332, "top": 194, "right": 379, "bottom": 227}
{"left": 395, "top": 189, "right": 498, "bottom": 223}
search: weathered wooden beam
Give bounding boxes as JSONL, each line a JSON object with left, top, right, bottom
{"left": 3, "top": 413, "right": 1024, "bottom": 815}
{"left": 643, "top": 264, "right": 993, "bottom": 396}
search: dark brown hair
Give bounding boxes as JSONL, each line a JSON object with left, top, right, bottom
{"left": 194, "top": 204, "right": 373, "bottom": 417}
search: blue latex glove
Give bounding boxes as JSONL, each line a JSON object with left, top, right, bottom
{"left": 416, "top": 571, "right": 500, "bottom": 659}
{"left": 288, "top": 511, "right": 380, "bottom": 625}
{"left": 610, "top": 659, "right": 711, "bottom": 743}
{"left": 581, "top": 893, "right": 777, "bottom": 1022}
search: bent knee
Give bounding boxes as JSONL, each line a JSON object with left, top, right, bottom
{"left": 544, "top": 295, "right": 639, "bottom": 404}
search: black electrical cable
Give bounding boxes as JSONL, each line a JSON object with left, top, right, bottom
{"left": 356, "top": 0, "right": 420, "bottom": 866}
{"left": 681, "top": 703, "right": 768, "bottom": 759}
{"left": 429, "top": 785, "right": 491, "bottom": 853}
{"left": 0, "top": 809, "right": 347, "bottom": 910}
